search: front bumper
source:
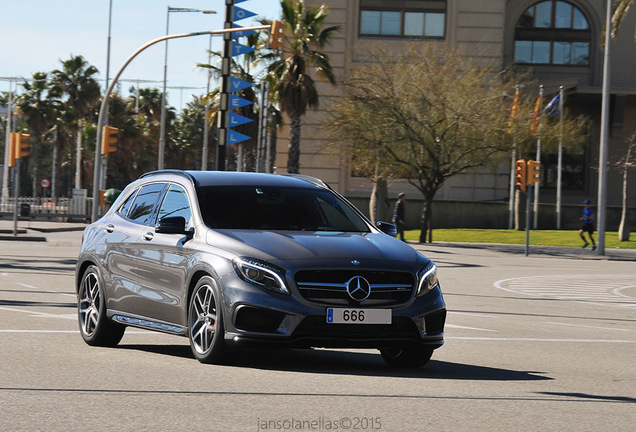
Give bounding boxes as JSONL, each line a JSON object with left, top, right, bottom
{"left": 223, "top": 282, "right": 446, "bottom": 350}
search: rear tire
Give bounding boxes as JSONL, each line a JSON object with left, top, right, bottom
{"left": 188, "top": 277, "right": 237, "bottom": 364}
{"left": 380, "top": 346, "right": 434, "bottom": 368}
{"left": 77, "top": 265, "right": 125, "bottom": 347}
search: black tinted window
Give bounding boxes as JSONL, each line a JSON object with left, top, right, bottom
{"left": 198, "top": 186, "right": 369, "bottom": 232}
{"left": 117, "top": 188, "right": 139, "bottom": 218}
{"left": 156, "top": 185, "right": 192, "bottom": 227}
{"left": 127, "top": 183, "right": 165, "bottom": 225}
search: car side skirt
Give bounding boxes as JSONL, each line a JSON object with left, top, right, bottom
{"left": 108, "top": 310, "right": 187, "bottom": 335}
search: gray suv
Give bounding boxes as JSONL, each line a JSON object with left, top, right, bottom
{"left": 76, "top": 170, "right": 446, "bottom": 367}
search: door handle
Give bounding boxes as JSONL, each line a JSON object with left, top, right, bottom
{"left": 143, "top": 232, "right": 154, "bottom": 241}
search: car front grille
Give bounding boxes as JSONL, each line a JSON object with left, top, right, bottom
{"left": 295, "top": 269, "right": 414, "bottom": 306}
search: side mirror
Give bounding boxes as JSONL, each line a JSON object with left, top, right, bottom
{"left": 156, "top": 216, "right": 192, "bottom": 238}
{"left": 376, "top": 221, "right": 398, "bottom": 237}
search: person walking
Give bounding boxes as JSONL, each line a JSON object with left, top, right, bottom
{"left": 392, "top": 193, "right": 406, "bottom": 241}
{"left": 579, "top": 199, "right": 596, "bottom": 250}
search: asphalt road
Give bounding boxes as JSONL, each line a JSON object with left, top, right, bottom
{"left": 1, "top": 229, "right": 635, "bottom": 432}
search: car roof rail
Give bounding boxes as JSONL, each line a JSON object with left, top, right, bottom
{"left": 281, "top": 173, "right": 330, "bottom": 190}
{"left": 140, "top": 169, "right": 196, "bottom": 184}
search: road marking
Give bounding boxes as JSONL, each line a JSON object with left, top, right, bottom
{"left": 0, "top": 329, "right": 160, "bottom": 334}
{"left": 0, "top": 330, "right": 79, "bottom": 333}
{"left": 546, "top": 322, "right": 631, "bottom": 332}
{"left": 0, "top": 306, "right": 75, "bottom": 319}
{"left": 448, "top": 311, "right": 499, "bottom": 319}
{"left": 494, "top": 275, "right": 636, "bottom": 309}
{"left": 447, "top": 336, "right": 636, "bottom": 343}
{"left": 445, "top": 324, "right": 496, "bottom": 332}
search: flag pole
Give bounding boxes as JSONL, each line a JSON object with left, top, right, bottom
{"left": 556, "top": 85, "right": 564, "bottom": 229}
{"left": 533, "top": 85, "right": 543, "bottom": 230}
{"left": 508, "top": 85, "right": 520, "bottom": 230}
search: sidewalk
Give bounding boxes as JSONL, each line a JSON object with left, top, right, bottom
{"left": 0, "top": 220, "right": 88, "bottom": 242}
{"left": 1, "top": 220, "right": 635, "bottom": 261}
{"left": 412, "top": 241, "right": 636, "bottom": 262}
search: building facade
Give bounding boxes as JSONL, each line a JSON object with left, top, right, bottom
{"left": 274, "top": 0, "right": 636, "bottom": 223}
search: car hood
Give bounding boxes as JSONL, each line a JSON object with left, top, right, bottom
{"left": 206, "top": 229, "right": 421, "bottom": 266}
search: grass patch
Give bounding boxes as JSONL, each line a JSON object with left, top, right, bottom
{"left": 404, "top": 229, "right": 636, "bottom": 249}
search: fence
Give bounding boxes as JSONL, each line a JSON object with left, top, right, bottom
{"left": 0, "top": 196, "right": 92, "bottom": 221}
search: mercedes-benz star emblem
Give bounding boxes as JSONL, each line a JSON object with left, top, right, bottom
{"left": 346, "top": 276, "right": 371, "bottom": 302}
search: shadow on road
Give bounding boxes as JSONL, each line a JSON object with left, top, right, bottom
{"left": 118, "top": 343, "right": 551, "bottom": 381}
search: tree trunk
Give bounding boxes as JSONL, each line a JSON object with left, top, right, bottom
{"left": 618, "top": 166, "right": 630, "bottom": 241}
{"left": 369, "top": 176, "right": 388, "bottom": 224}
{"left": 287, "top": 109, "right": 301, "bottom": 174}
{"left": 514, "top": 189, "right": 522, "bottom": 230}
{"left": 419, "top": 196, "right": 434, "bottom": 243}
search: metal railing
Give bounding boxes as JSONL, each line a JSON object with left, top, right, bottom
{"left": 0, "top": 196, "right": 92, "bottom": 221}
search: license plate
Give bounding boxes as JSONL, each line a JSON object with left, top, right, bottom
{"left": 326, "top": 308, "right": 391, "bottom": 324}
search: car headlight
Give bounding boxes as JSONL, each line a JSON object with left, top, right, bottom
{"left": 233, "top": 257, "right": 290, "bottom": 295}
{"left": 416, "top": 261, "right": 439, "bottom": 297}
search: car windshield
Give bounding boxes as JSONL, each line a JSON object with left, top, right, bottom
{"left": 197, "top": 185, "right": 370, "bottom": 232}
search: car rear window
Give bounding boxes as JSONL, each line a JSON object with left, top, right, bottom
{"left": 197, "top": 186, "right": 370, "bottom": 232}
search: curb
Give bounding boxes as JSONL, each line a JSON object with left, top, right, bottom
{"left": 0, "top": 235, "right": 47, "bottom": 242}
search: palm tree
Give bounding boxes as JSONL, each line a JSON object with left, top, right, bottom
{"left": 611, "top": 0, "right": 634, "bottom": 39}
{"left": 129, "top": 87, "right": 164, "bottom": 124}
{"left": 17, "top": 72, "right": 57, "bottom": 196}
{"left": 265, "top": 0, "right": 340, "bottom": 174}
{"left": 50, "top": 55, "right": 101, "bottom": 189}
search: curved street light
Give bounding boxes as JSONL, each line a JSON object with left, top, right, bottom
{"left": 158, "top": 7, "right": 217, "bottom": 171}
{"left": 91, "top": 24, "right": 271, "bottom": 222}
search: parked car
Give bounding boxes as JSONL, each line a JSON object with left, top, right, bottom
{"left": 76, "top": 170, "right": 446, "bottom": 367}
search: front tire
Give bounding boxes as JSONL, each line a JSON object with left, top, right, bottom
{"left": 77, "top": 265, "right": 125, "bottom": 346}
{"left": 380, "top": 346, "right": 434, "bottom": 368}
{"left": 188, "top": 277, "right": 237, "bottom": 364}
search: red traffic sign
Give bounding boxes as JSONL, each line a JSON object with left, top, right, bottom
{"left": 41, "top": 178, "right": 50, "bottom": 189}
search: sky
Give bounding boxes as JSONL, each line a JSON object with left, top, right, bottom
{"left": 0, "top": 0, "right": 282, "bottom": 108}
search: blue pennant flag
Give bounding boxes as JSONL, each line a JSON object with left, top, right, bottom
{"left": 234, "top": 6, "right": 257, "bottom": 22}
{"left": 231, "top": 42, "right": 255, "bottom": 57}
{"left": 230, "top": 95, "right": 253, "bottom": 109}
{"left": 230, "top": 76, "right": 252, "bottom": 92}
{"left": 544, "top": 94, "right": 561, "bottom": 117}
{"left": 229, "top": 112, "right": 254, "bottom": 127}
{"left": 228, "top": 129, "right": 251, "bottom": 144}
{"left": 231, "top": 26, "right": 258, "bottom": 39}
{"left": 234, "top": 0, "right": 249, "bottom": 3}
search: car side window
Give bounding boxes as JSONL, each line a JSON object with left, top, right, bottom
{"left": 117, "top": 188, "right": 139, "bottom": 218}
{"left": 156, "top": 184, "right": 192, "bottom": 228}
{"left": 126, "top": 183, "right": 166, "bottom": 225}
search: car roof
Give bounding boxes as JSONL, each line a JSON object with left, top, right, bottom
{"left": 140, "top": 170, "right": 329, "bottom": 190}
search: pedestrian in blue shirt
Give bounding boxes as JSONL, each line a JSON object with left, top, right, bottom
{"left": 579, "top": 200, "right": 596, "bottom": 250}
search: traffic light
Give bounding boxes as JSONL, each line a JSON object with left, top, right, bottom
{"left": 14, "top": 132, "right": 30, "bottom": 159}
{"left": 101, "top": 125, "right": 119, "bottom": 154}
{"left": 268, "top": 20, "right": 286, "bottom": 49}
{"left": 527, "top": 160, "right": 541, "bottom": 185}
{"left": 8, "top": 133, "right": 17, "bottom": 167}
{"left": 515, "top": 159, "right": 527, "bottom": 192}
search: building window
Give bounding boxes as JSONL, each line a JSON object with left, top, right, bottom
{"left": 514, "top": 1, "right": 590, "bottom": 66}
{"left": 360, "top": 1, "right": 446, "bottom": 38}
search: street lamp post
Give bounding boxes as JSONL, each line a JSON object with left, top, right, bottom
{"left": 201, "top": 35, "right": 212, "bottom": 171}
{"left": 597, "top": 0, "right": 612, "bottom": 255}
{"left": 158, "top": 7, "right": 216, "bottom": 170}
